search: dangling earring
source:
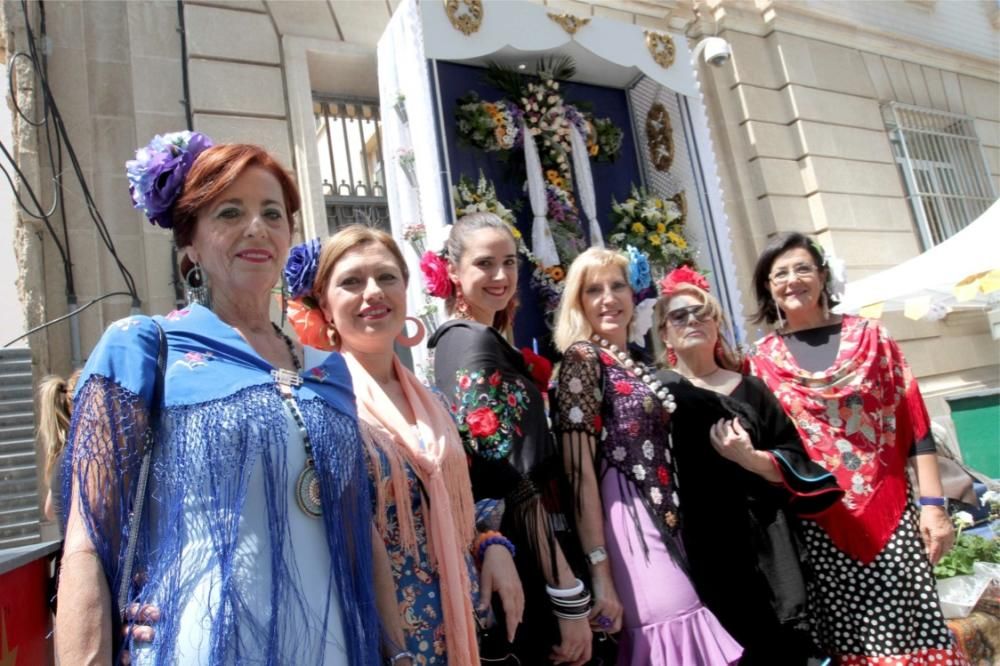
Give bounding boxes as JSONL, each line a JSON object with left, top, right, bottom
{"left": 775, "top": 307, "right": 785, "bottom": 331}
{"left": 820, "top": 291, "right": 830, "bottom": 321}
{"left": 454, "top": 283, "right": 471, "bottom": 319}
{"left": 326, "top": 322, "right": 340, "bottom": 349}
{"left": 280, "top": 274, "right": 289, "bottom": 327}
{"left": 184, "top": 262, "right": 211, "bottom": 308}
{"left": 395, "top": 316, "right": 426, "bottom": 348}
{"left": 666, "top": 345, "right": 678, "bottom": 366}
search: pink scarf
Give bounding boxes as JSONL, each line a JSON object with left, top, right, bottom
{"left": 345, "top": 354, "right": 479, "bottom": 664}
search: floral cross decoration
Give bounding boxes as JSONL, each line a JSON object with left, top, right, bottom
{"left": 454, "top": 60, "right": 624, "bottom": 318}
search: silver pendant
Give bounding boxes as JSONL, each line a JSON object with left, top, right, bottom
{"left": 295, "top": 460, "right": 322, "bottom": 518}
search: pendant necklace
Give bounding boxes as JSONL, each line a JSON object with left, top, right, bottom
{"left": 270, "top": 324, "right": 322, "bottom": 518}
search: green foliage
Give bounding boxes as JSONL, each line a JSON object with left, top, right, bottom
{"left": 934, "top": 534, "right": 1000, "bottom": 579}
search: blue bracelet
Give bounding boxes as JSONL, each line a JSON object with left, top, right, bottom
{"left": 477, "top": 535, "right": 516, "bottom": 563}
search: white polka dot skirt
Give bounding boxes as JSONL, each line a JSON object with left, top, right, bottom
{"left": 801, "top": 503, "right": 970, "bottom": 665}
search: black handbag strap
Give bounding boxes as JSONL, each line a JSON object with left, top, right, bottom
{"left": 117, "top": 320, "right": 167, "bottom": 619}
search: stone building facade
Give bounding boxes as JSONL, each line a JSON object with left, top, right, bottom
{"left": 1, "top": 0, "right": 997, "bottom": 532}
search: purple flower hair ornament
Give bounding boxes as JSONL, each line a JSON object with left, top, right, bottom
{"left": 284, "top": 238, "right": 322, "bottom": 299}
{"left": 126, "top": 131, "right": 214, "bottom": 229}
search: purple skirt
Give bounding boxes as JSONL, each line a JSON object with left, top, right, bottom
{"left": 601, "top": 467, "right": 743, "bottom": 666}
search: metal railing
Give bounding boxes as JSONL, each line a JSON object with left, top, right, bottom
{"left": 314, "top": 96, "right": 390, "bottom": 233}
{"left": 884, "top": 102, "right": 996, "bottom": 249}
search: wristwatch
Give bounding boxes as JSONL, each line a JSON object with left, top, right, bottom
{"left": 918, "top": 496, "right": 949, "bottom": 511}
{"left": 586, "top": 546, "right": 608, "bottom": 565}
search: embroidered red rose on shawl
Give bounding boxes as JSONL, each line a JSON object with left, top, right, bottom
{"left": 657, "top": 465, "right": 670, "bottom": 486}
{"left": 614, "top": 380, "right": 633, "bottom": 396}
{"left": 599, "top": 352, "right": 615, "bottom": 366}
{"left": 489, "top": 371, "right": 502, "bottom": 387}
{"left": 467, "top": 406, "right": 500, "bottom": 438}
{"left": 520, "top": 348, "right": 553, "bottom": 392}
{"left": 458, "top": 375, "right": 472, "bottom": 390}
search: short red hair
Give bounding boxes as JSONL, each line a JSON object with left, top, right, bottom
{"left": 172, "top": 144, "right": 301, "bottom": 250}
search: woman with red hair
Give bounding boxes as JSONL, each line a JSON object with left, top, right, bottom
{"left": 56, "top": 134, "right": 386, "bottom": 665}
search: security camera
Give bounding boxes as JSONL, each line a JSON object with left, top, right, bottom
{"left": 691, "top": 37, "right": 732, "bottom": 67}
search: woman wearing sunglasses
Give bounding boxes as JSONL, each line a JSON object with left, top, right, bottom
{"left": 553, "top": 250, "right": 744, "bottom": 665}
{"left": 655, "top": 267, "right": 843, "bottom": 665}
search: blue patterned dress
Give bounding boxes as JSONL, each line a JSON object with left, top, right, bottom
{"left": 365, "top": 426, "right": 482, "bottom": 665}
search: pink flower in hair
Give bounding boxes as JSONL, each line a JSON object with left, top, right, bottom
{"left": 420, "top": 251, "right": 453, "bottom": 299}
{"left": 659, "top": 266, "right": 709, "bottom": 296}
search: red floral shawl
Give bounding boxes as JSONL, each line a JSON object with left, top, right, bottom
{"left": 745, "top": 316, "right": 931, "bottom": 564}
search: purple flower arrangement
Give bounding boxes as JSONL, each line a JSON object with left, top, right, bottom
{"left": 126, "top": 131, "right": 214, "bottom": 228}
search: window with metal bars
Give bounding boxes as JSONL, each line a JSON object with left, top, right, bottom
{"left": 884, "top": 102, "right": 996, "bottom": 249}
{"left": 313, "top": 96, "right": 391, "bottom": 234}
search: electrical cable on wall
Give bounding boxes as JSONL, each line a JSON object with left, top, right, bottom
{"left": 1, "top": 0, "right": 144, "bottom": 353}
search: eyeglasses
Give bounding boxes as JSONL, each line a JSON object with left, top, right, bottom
{"left": 664, "top": 304, "right": 711, "bottom": 327}
{"left": 769, "top": 263, "right": 817, "bottom": 285}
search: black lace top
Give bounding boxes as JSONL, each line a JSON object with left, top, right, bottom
{"left": 554, "top": 342, "right": 684, "bottom": 565}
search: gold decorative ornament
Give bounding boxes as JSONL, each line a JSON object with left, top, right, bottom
{"left": 645, "top": 30, "right": 676, "bottom": 69}
{"left": 671, "top": 191, "right": 687, "bottom": 220}
{"left": 444, "top": 0, "right": 483, "bottom": 36}
{"left": 645, "top": 102, "right": 674, "bottom": 172}
{"left": 547, "top": 12, "right": 591, "bottom": 36}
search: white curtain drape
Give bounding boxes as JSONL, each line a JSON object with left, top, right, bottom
{"left": 522, "top": 123, "right": 561, "bottom": 267}
{"left": 569, "top": 124, "right": 604, "bottom": 248}
{"left": 378, "top": 0, "right": 449, "bottom": 381}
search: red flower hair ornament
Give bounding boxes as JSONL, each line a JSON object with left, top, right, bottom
{"left": 659, "top": 266, "right": 709, "bottom": 297}
{"left": 286, "top": 296, "right": 336, "bottom": 351}
{"left": 420, "top": 251, "right": 453, "bottom": 299}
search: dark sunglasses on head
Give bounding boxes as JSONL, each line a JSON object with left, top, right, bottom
{"left": 665, "top": 304, "right": 711, "bottom": 327}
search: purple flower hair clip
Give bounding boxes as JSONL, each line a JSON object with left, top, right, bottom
{"left": 284, "top": 238, "right": 322, "bottom": 299}
{"left": 126, "top": 131, "right": 214, "bottom": 229}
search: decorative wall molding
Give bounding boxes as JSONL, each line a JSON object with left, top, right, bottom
{"left": 547, "top": 12, "right": 591, "bottom": 36}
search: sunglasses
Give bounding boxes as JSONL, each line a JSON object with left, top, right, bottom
{"left": 664, "top": 304, "right": 711, "bottom": 327}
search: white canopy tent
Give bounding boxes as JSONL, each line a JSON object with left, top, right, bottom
{"left": 835, "top": 198, "right": 1000, "bottom": 324}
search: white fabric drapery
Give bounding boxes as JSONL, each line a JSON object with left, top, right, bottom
{"left": 569, "top": 124, "right": 604, "bottom": 248}
{"left": 522, "top": 123, "right": 562, "bottom": 267}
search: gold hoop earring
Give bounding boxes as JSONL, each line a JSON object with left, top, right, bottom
{"left": 327, "top": 322, "right": 340, "bottom": 349}
{"left": 455, "top": 283, "right": 471, "bottom": 319}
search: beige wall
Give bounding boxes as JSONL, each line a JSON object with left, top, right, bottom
{"left": 695, "top": 1, "right": 1000, "bottom": 414}
{"left": 6, "top": 0, "right": 997, "bottom": 417}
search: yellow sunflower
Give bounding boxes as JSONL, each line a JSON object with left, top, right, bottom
{"left": 667, "top": 231, "right": 688, "bottom": 249}
{"left": 648, "top": 234, "right": 662, "bottom": 246}
{"left": 631, "top": 222, "right": 647, "bottom": 234}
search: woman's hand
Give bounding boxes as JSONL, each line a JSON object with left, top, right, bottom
{"left": 550, "top": 615, "right": 592, "bottom": 666}
{"left": 709, "top": 418, "right": 755, "bottom": 465}
{"left": 479, "top": 543, "right": 525, "bottom": 643}
{"left": 710, "top": 419, "right": 781, "bottom": 482}
{"left": 117, "top": 603, "right": 160, "bottom": 665}
{"left": 919, "top": 505, "right": 955, "bottom": 565}
{"left": 588, "top": 570, "right": 623, "bottom": 634}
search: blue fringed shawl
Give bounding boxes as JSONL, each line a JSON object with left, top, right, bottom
{"left": 62, "top": 305, "right": 381, "bottom": 665}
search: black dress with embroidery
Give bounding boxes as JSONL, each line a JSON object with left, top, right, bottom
{"left": 657, "top": 370, "right": 844, "bottom": 665}
{"left": 428, "top": 320, "right": 568, "bottom": 660}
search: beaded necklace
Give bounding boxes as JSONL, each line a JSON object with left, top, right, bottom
{"left": 270, "top": 324, "right": 322, "bottom": 518}
{"left": 590, "top": 334, "right": 684, "bottom": 511}
{"left": 590, "top": 334, "right": 677, "bottom": 413}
